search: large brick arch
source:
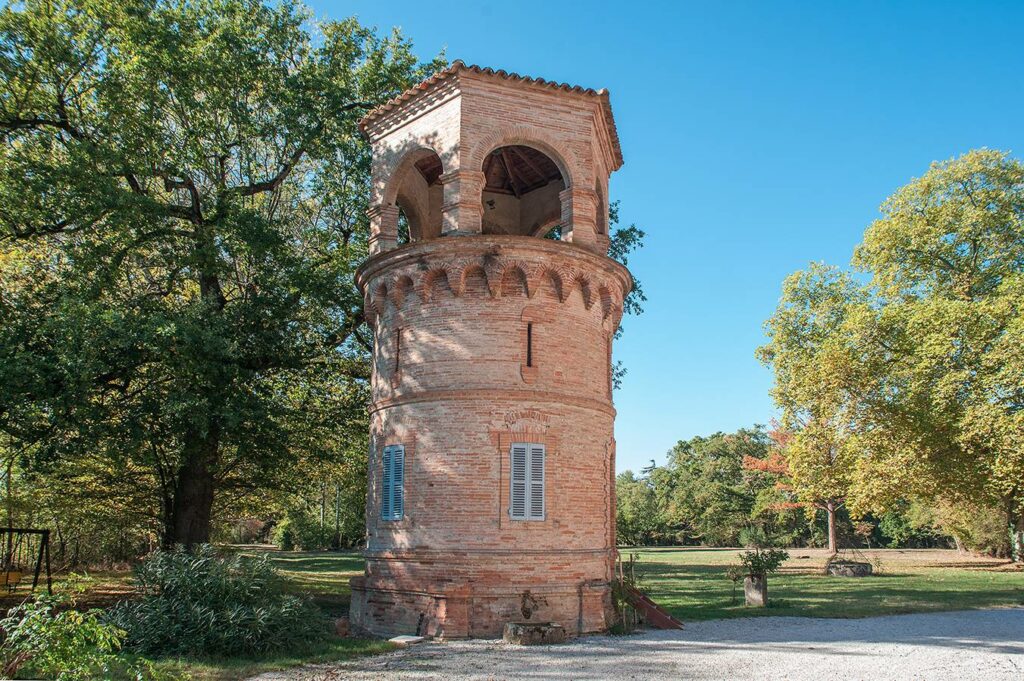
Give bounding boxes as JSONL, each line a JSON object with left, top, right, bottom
{"left": 382, "top": 145, "right": 446, "bottom": 242}
{"left": 466, "top": 125, "right": 579, "bottom": 189}
{"left": 383, "top": 146, "right": 446, "bottom": 203}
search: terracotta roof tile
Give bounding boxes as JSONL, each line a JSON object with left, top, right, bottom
{"left": 359, "top": 61, "right": 623, "bottom": 169}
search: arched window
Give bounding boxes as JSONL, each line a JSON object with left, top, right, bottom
{"left": 480, "top": 145, "right": 565, "bottom": 239}
{"left": 388, "top": 149, "right": 444, "bottom": 244}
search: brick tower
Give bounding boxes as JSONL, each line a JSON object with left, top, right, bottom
{"left": 348, "top": 62, "right": 631, "bottom": 639}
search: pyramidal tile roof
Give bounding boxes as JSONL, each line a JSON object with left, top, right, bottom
{"left": 359, "top": 61, "right": 623, "bottom": 168}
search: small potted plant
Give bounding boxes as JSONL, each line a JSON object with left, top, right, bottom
{"left": 734, "top": 547, "right": 788, "bottom": 607}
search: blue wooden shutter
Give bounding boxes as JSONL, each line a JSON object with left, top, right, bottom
{"left": 510, "top": 443, "right": 528, "bottom": 520}
{"left": 391, "top": 444, "right": 405, "bottom": 520}
{"left": 528, "top": 444, "right": 545, "bottom": 520}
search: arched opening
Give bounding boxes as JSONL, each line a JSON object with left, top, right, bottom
{"left": 480, "top": 145, "right": 565, "bottom": 238}
{"left": 388, "top": 149, "right": 444, "bottom": 244}
{"left": 397, "top": 206, "right": 411, "bottom": 245}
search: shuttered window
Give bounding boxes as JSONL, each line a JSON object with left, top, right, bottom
{"left": 380, "top": 444, "right": 405, "bottom": 521}
{"left": 510, "top": 442, "right": 545, "bottom": 521}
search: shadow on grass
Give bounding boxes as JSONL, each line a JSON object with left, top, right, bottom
{"left": 630, "top": 551, "right": 1024, "bottom": 622}
{"left": 122, "top": 637, "right": 395, "bottom": 681}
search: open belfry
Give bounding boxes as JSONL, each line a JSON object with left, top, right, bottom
{"left": 348, "top": 61, "right": 632, "bottom": 639}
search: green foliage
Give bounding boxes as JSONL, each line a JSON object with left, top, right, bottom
{"left": 0, "top": 0, "right": 442, "bottom": 547}
{"left": 615, "top": 470, "right": 667, "bottom": 546}
{"left": 606, "top": 200, "right": 647, "bottom": 390}
{"left": 607, "top": 200, "right": 647, "bottom": 318}
{"left": 108, "top": 545, "right": 324, "bottom": 657}
{"left": 757, "top": 264, "right": 866, "bottom": 550}
{"left": 616, "top": 427, "right": 820, "bottom": 548}
{"left": 271, "top": 508, "right": 339, "bottom": 552}
{"left": 876, "top": 502, "right": 948, "bottom": 549}
{"left": 736, "top": 547, "right": 789, "bottom": 577}
{"left": 0, "top": 578, "right": 169, "bottom": 681}
{"left": 659, "top": 427, "right": 806, "bottom": 546}
{"left": 737, "top": 525, "right": 771, "bottom": 548}
{"left": 760, "top": 149, "right": 1024, "bottom": 561}
{"left": 848, "top": 149, "right": 1024, "bottom": 561}
{"left": 926, "top": 498, "right": 1014, "bottom": 557}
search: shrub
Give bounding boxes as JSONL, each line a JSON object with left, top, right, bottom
{"left": 737, "top": 547, "right": 789, "bottom": 576}
{"left": 108, "top": 545, "right": 325, "bottom": 656}
{"left": 272, "top": 510, "right": 332, "bottom": 551}
{"left": 0, "top": 577, "right": 168, "bottom": 681}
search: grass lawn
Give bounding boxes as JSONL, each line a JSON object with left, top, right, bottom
{"left": 23, "top": 546, "right": 1023, "bottom": 679}
{"left": 135, "top": 638, "right": 394, "bottom": 681}
{"left": 261, "top": 549, "right": 365, "bottom": 617}
{"left": 629, "top": 547, "right": 1024, "bottom": 621}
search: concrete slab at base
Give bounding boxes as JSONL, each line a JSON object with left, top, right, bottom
{"left": 389, "top": 635, "right": 426, "bottom": 646}
{"left": 503, "top": 622, "right": 567, "bottom": 645}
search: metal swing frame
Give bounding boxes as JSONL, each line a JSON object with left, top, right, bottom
{"left": 0, "top": 528, "right": 52, "bottom": 594}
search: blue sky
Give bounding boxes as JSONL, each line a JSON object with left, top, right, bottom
{"left": 313, "top": 0, "right": 1024, "bottom": 473}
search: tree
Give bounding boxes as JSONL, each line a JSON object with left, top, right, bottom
{"left": 656, "top": 428, "right": 774, "bottom": 546}
{"left": 741, "top": 424, "right": 810, "bottom": 547}
{"left": 615, "top": 470, "right": 663, "bottom": 547}
{"left": 757, "top": 264, "right": 865, "bottom": 554}
{"left": 0, "top": 0, "right": 442, "bottom": 546}
{"left": 850, "top": 149, "right": 1024, "bottom": 560}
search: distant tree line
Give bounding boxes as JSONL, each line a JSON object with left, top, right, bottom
{"left": 616, "top": 425, "right": 1008, "bottom": 555}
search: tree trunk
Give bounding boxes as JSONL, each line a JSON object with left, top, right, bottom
{"left": 1010, "top": 507, "right": 1024, "bottom": 564}
{"left": 162, "top": 228, "right": 225, "bottom": 550}
{"left": 952, "top": 534, "right": 965, "bottom": 554}
{"left": 165, "top": 427, "right": 219, "bottom": 548}
{"left": 826, "top": 501, "right": 838, "bottom": 556}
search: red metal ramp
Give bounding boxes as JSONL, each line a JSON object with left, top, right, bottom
{"left": 623, "top": 585, "right": 684, "bottom": 630}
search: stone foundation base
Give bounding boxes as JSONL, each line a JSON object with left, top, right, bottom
{"left": 349, "top": 577, "right": 613, "bottom": 639}
{"left": 827, "top": 560, "right": 873, "bottom": 577}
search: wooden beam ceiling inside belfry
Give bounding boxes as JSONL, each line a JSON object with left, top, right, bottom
{"left": 413, "top": 145, "right": 563, "bottom": 196}
{"left": 482, "top": 145, "right": 563, "bottom": 196}
{"left": 413, "top": 154, "right": 444, "bottom": 187}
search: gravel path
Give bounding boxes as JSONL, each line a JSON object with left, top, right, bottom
{"left": 253, "top": 607, "right": 1024, "bottom": 680}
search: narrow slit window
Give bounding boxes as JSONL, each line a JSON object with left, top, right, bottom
{"left": 510, "top": 442, "right": 545, "bottom": 521}
{"left": 395, "top": 328, "right": 402, "bottom": 374}
{"left": 380, "top": 444, "right": 405, "bottom": 521}
{"left": 526, "top": 323, "right": 533, "bottom": 367}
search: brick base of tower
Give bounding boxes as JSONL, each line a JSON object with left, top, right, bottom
{"left": 349, "top": 554, "right": 615, "bottom": 639}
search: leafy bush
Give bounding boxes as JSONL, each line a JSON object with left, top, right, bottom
{"left": 737, "top": 547, "right": 789, "bottom": 576}
{"left": 738, "top": 525, "right": 772, "bottom": 548}
{"left": 108, "top": 545, "right": 325, "bottom": 656}
{"left": 0, "top": 578, "right": 167, "bottom": 681}
{"left": 272, "top": 509, "right": 338, "bottom": 551}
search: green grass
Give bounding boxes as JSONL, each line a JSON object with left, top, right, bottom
{"left": 50, "top": 546, "right": 1024, "bottom": 679}
{"left": 262, "top": 550, "right": 365, "bottom": 617}
{"left": 628, "top": 547, "right": 1024, "bottom": 621}
{"left": 119, "top": 637, "right": 394, "bottom": 681}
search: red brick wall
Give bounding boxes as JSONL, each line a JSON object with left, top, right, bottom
{"left": 353, "top": 65, "right": 628, "bottom": 639}
{"left": 350, "top": 236, "right": 630, "bottom": 638}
